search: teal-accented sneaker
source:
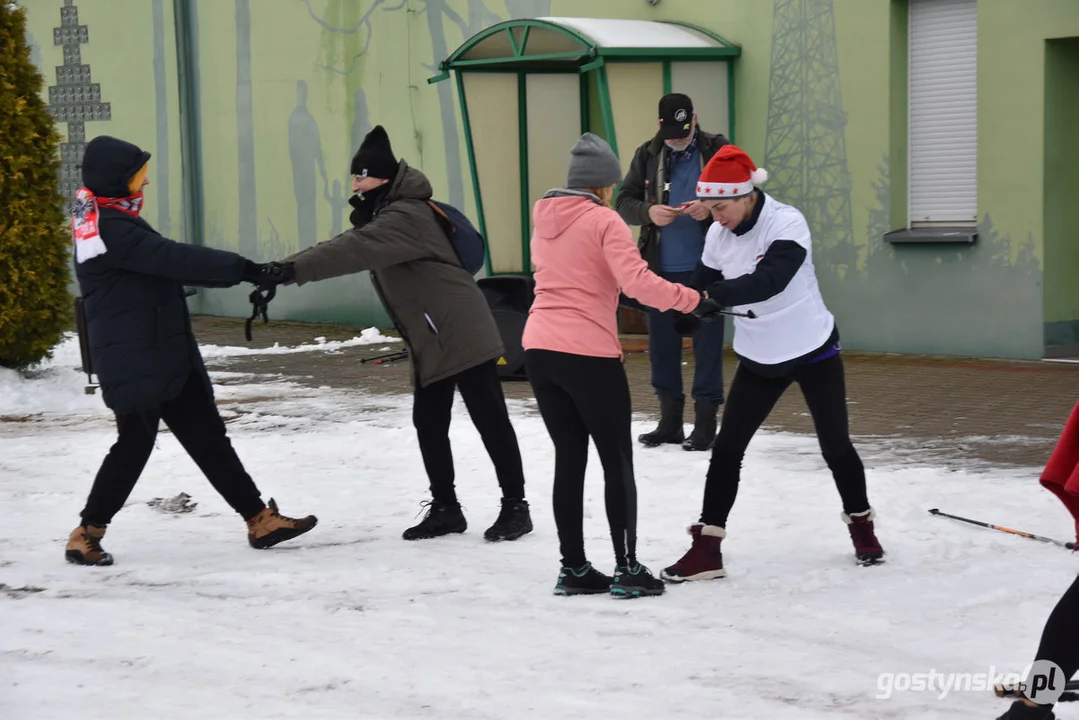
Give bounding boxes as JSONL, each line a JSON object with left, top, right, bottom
{"left": 610, "top": 562, "right": 665, "bottom": 598}
{"left": 554, "top": 562, "right": 613, "bottom": 596}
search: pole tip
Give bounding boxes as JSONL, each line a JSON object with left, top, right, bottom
{"left": 928, "top": 508, "right": 939, "bottom": 514}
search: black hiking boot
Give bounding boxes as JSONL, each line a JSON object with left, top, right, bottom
{"left": 638, "top": 394, "right": 684, "bottom": 447}
{"left": 683, "top": 398, "right": 719, "bottom": 451}
{"left": 610, "top": 562, "right": 665, "bottom": 598}
{"left": 554, "top": 562, "right": 613, "bottom": 596}
{"left": 402, "top": 500, "right": 467, "bottom": 540}
{"left": 484, "top": 498, "right": 533, "bottom": 541}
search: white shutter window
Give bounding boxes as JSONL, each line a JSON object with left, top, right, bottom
{"left": 908, "top": 0, "right": 978, "bottom": 225}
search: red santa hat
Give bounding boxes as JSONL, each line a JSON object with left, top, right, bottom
{"left": 696, "top": 144, "right": 768, "bottom": 199}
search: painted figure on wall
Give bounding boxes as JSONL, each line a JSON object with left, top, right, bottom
{"left": 324, "top": 178, "right": 348, "bottom": 238}
{"left": 289, "top": 79, "right": 328, "bottom": 249}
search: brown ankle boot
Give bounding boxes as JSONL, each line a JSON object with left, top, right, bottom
{"left": 246, "top": 498, "right": 317, "bottom": 549}
{"left": 65, "top": 524, "right": 114, "bottom": 566}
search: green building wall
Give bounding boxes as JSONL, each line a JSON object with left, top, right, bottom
{"left": 20, "top": 0, "right": 1079, "bottom": 359}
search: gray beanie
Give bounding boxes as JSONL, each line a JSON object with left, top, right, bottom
{"left": 566, "top": 132, "right": 623, "bottom": 189}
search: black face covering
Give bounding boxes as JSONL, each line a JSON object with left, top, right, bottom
{"left": 347, "top": 183, "right": 391, "bottom": 228}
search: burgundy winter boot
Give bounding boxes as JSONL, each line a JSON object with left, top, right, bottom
{"left": 843, "top": 508, "right": 885, "bottom": 565}
{"left": 661, "top": 523, "right": 726, "bottom": 582}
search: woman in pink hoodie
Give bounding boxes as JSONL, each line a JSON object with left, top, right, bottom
{"left": 522, "top": 132, "right": 721, "bottom": 598}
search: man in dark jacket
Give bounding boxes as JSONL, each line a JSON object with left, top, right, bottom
{"left": 66, "top": 135, "right": 316, "bottom": 566}
{"left": 267, "top": 126, "right": 532, "bottom": 543}
{"left": 616, "top": 93, "right": 729, "bottom": 452}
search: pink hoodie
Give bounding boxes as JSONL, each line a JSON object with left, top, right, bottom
{"left": 522, "top": 193, "right": 701, "bottom": 359}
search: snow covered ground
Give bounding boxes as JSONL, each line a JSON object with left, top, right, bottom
{"left": 1, "top": 335, "right": 1076, "bottom": 719}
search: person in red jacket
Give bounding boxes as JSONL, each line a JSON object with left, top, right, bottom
{"left": 996, "top": 401, "right": 1079, "bottom": 720}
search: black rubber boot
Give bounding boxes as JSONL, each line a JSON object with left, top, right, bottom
{"left": 638, "top": 394, "right": 684, "bottom": 447}
{"left": 683, "top": 398, "right": 719, "bottom": 451}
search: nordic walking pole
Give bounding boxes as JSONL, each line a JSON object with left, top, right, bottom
{"left": 360, "top": 349, "right": 408, "bottom": 365}
{"left": 928, "top": 508, "right": 1076, "bottom": 550}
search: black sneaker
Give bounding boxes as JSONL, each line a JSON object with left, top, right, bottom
{"left": 484, "top": 498, "right": 533, "bottom": 541}
{"left": 554, "top": 563, "right": 613, "bottom": 596}
{"left": 610, "top": 562, "right": 665, "bottom": 598}
{"left": 402, "top": 500, "right": 467, "bottom": 540}
{"left": 996, "top": 700, "right": 1055, "bottom": 720}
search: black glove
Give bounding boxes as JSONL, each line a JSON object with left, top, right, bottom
{"left": 242, "top": 262, "right": 293, "bottom": 342}
{"left": 672, "top": 312, "right": 701, "bottom": 336}
{"left": 618, "top": 293, "right": 648, "bottom": 312}
{"left": 692, "top": 295, "right": 723, "bottom": 322}
{"left": 242, "top": 261, "right": 296, "bottom": 287}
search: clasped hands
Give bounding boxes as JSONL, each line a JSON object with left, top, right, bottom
{"left": 242, "top": 261, "right": 296, "bottom": 290}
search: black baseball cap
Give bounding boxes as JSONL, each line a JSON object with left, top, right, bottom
{"left": 658, "top": 93, "right": 694, "bottom": 140}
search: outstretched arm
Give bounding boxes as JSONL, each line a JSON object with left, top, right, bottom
{"left": 284, "top": 203, "right": 432, "bottom": 284}
{"left": 97, "top": 222, "right": 247, "bottom": 287}
{"left": 602, "top": 218, "right": 700, "bottom": 314}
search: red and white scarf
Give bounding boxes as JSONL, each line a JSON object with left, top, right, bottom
{"left": 71, "top": 187, "right": 144, "bottom": 264}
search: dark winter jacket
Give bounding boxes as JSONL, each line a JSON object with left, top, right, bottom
{"left": 285, "top": 160, "right": 504, "bottom": 388}
{"left": 615, "top": 127, "right": 729, "bottom": 271}
{"left": 74, "top": 136, "right": 250, "bottom": 414}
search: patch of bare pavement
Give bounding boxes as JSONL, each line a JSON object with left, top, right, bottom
{"left": 192, "top": 315, "right": 1078, "bottom": 472}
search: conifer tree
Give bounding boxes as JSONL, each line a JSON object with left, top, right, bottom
{"left": 0, "top": 3, "right": 73, "bottom": 369}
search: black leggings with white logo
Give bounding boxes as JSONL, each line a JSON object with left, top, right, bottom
{"left": 700, "top": 352, "right": 871, "bottom": 527}
{"left": 525, "top": 349, "right": 637, "bottom": 569}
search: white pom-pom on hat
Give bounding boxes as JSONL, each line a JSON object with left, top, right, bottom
{"left": 751, "top": 167, "right": 769, "bottom": 185}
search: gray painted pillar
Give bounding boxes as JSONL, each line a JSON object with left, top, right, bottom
{"left": 235, "top": 0, "right": 257, "bottom": 257}
{"left": 152, "top": 0, "right": 171, "bottom": 237}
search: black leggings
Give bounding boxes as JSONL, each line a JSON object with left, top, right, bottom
{"left": 412, "top": 359, "right": 526, "bottom": 505}
{"left": 81, "top": 372, "right": 265, "bottom": 526}
{"left": 525, "top": 350, "right": 637, "bottom": 568}
{"left": 700, "top": 353, "right": 870, "bottom": 527}
{"left": 1031, "top": 573, "right": 1079, "bottom": 696}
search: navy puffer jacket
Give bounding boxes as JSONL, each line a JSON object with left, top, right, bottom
{"left": 74, "top": 135, "right": 249, "bottom": 414}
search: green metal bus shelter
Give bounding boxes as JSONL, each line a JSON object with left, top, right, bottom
{"left": 429, "top": 17, "right": 741, "bottom": 277}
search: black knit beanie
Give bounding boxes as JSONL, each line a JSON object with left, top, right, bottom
{"left": 350, "top": 125, "right": 398, "bottom": 181}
